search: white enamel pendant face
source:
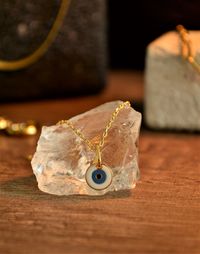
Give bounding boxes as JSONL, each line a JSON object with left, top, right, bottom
{"left": 85, "top": 164, "right": 113, "bottom": 190}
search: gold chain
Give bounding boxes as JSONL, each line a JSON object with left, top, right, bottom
{"left": 176, "top": 25, "right": 200, "bottom": 73}
{"left": 57, "top": 101, "right": 131, "bottom": 152}
{"left": 0, "top": 0, "right": 71, "bottom": 71}
{"left": 0, "top": 116, "right": 38, "bottom": 136}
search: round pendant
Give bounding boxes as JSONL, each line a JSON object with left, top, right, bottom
{"left": 85, "top": 164, "right": 112, "bottom": 190}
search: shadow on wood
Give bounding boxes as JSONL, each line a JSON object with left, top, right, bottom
{"left": 0, "top": 175, "right": 132, "bottom": 201}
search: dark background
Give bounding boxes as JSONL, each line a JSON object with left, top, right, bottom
{"left": 108, "top": 0, "right": 200, "bottom": 69}
{"left": 1, "top": 0, "right": 200, "bottom": 101}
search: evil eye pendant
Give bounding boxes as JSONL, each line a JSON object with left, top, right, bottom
{"left": 85, "top": 164, "right": 112, "bottom": 190}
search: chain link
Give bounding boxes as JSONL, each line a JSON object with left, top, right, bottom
{"left": 177, "top": 25, "right": 200, "bottom": 73}
{"left": 57, "top": 101, "right": 131, "bottom": 152}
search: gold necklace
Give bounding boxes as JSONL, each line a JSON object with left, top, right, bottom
{"left": 0, "top": 0, "right": 71, "bottom": 71}
{"left": 177, "top": 25, "right": 200, "bottom": 73}
{"left": 0, "top": 116, "right": 38, "bottom": 136}
{"left": 57, "top": 101, "right": 131, "bottom": 190}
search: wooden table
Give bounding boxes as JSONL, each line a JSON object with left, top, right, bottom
{"left": 0, "top": 72, "right": 200, "bottom": 254}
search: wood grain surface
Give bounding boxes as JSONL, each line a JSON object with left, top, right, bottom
{"left": 0, "top": 72, "right": 200, "bottom": 254}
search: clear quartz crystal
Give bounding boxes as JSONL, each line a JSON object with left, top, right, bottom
{"left": 31, "top": 101, "right": 142, "bottom": 196}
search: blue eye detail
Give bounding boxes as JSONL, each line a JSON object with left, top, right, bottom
{"left": 85, "top": 164, "right": 112, "bottom": 190}
{"left": 92, "top": 169, "right": 107, "bottom": 184}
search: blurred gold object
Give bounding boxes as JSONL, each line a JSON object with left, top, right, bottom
{"left": 0, "top": 0, "right": 71, "bottom": 71}
{"left": 23, "top": 122, "right": 38, "bottom": 135}
{"left": 0, "top": 117, "right": 38, "bottom": 136}
{"left": 177, "top": 25, "right": 200, "bottom": 73}
{"left": 27, "top": 154, "right": 33, "bottom": 161}
{"left": 0, "top": 117, "right": 12, "bottom": 130}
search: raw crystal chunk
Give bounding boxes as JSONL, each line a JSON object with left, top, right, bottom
{"left": 31, "top": 101, "right": 142, "bottom": 196}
